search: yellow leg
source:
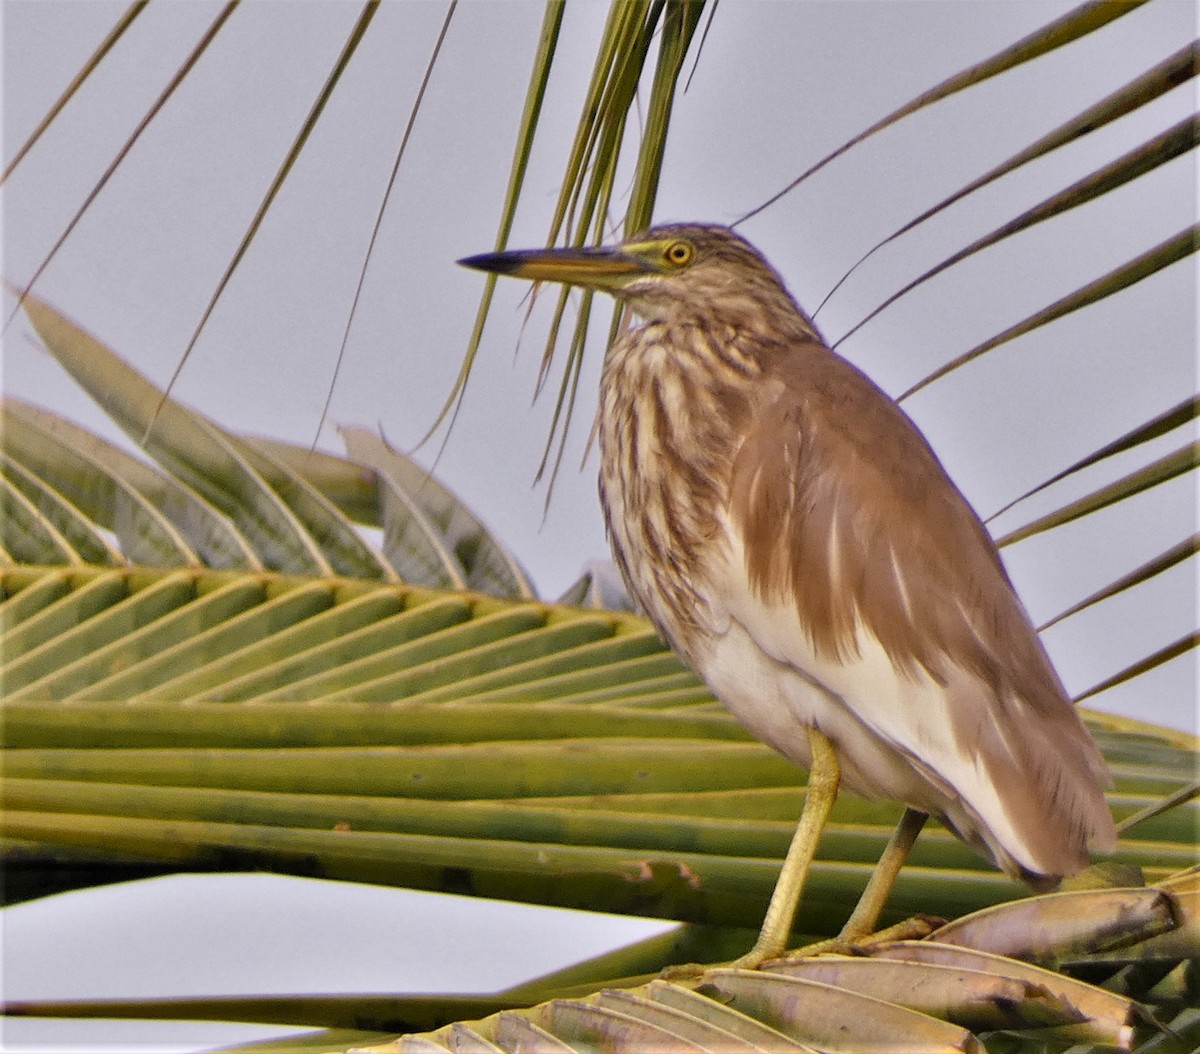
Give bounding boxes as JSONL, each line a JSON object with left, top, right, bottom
{"left": 783, "top": 806, "right": 935, "bottom": 959}
{"left": 730, "top": 726, "right": 840, "bottom": 970}
{"left": 838, "top": 806, "right": 927, "bottom": 941}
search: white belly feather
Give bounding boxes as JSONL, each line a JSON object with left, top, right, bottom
{"left": 693, "top": 524, "right": 1055, "bottom": 880}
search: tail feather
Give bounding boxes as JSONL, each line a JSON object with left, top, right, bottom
{"left": 940, "top": 670, "right": 1116, "bottom": 886}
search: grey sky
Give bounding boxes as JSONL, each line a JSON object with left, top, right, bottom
{"left": 1, "top": 1, "right": 1195, "bottom": 1050}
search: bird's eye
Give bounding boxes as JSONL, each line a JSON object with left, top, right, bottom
{"left": 664, "top": 241, "right": 694, "bottom": 267}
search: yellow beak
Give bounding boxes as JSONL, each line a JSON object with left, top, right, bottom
{"left": 458, "top": 244, "right": 657, "bottom": 291}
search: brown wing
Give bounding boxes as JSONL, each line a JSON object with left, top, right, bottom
{"left": 728, "top": 343, "right": 1115, "bottom": 878}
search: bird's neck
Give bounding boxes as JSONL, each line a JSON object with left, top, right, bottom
{"left": 596, "top": 319, "right": 756, "bottom": 658}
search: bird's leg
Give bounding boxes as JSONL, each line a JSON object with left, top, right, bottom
{"left": 728, "top": 726, "right": 840, "bottom": 970}
{"left": 782, "top": 806, "right": 937, "bottom": 959}
{"left": 836, "top": 806, "right": 929, "bottom": 942}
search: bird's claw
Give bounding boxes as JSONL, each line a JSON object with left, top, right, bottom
{"left": 763, "top": 914, "right": 946, "bottom": 967}
{"left": 657, "top": 943, "right": 784, "bottom": 981}
{"left": 655, "top": 915, "right": 943, "bottom": 980}
{"left": 658, "top": 960, "right": 713, "bottom": 981}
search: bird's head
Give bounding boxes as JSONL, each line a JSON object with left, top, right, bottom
{"left": 459, "top": 223, "right": 806, "bottom": 329}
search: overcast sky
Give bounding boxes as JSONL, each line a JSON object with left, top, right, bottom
{"left": 1, "top": 1, "right": 1195, "bottom": 1050}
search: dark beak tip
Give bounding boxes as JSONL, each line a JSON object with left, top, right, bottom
{"left": 458, "top": 251, "right": 517, "bottom": 274}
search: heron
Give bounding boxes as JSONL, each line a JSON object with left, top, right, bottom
{"left": 460, "top": 223, "right": 1116, "bottom": 969}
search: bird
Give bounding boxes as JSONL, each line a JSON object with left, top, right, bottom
{"left": 459, "top": 223, "right": 1117, "bottom": 969}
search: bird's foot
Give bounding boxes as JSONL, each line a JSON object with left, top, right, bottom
{"left": 657, "top": 941, "right": 784, "bottom": 981}
{"left": 762, "top": 914, "right": 945, "bottom": 966}
{"left": 853, "top": 912, "right": 944, "bottom": 946}
{"left": 657, "top": 916, "right": 943, "bottom": 980}
{"left": 658, "top": 960, "right": 714, "bottom": 981}
{"left": 724, "top": 945, "right": 779, "bottom": 973}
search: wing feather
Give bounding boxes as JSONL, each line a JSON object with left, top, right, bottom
{"left": 724, "top": 346, "right": 1115, "bottom": 882}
